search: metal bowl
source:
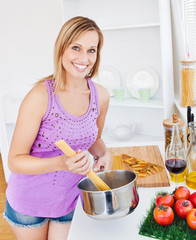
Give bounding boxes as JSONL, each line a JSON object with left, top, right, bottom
{"left": 77, "top": 169, "right": 139, "bottom": 220}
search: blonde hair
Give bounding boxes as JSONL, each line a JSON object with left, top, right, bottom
{"left": 39, "top": 16, "right": 103, "bottom": 93}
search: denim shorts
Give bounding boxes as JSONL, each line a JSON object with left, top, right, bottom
{"left": 3, "top": 199, "right": 74, "bottom": 229}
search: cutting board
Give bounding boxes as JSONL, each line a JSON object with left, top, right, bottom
{"left": 108, "top": 145, "right": 170, "bottom": 188}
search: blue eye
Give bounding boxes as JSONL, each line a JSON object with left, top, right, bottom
{"left": 72, "top": 46, "right": 79, "bottom": 51}
{"left": 88, "top": 49, "right": 96, "bottom": 53}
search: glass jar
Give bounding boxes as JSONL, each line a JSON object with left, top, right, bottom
{"left": 163, "top": 117, "right": 185, "bottom": 151}
{"left": 180, "top": 59, "right": 196, "bottom": 107}
{"left": 163, "top": 115, "right": 186, "bottom": 182}
{"left": 186, "top": 121, "right": 196, "bottom": 189}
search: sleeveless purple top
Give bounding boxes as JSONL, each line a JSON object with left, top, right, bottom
{"left": 6, "top": 78, "right": 99, "bottom": 218}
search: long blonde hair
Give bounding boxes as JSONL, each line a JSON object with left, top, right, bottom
{"left": 39, "top": 16, "right": 103, "bottom": 93}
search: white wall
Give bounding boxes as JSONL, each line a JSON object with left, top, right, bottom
{"left": 0, "top": 0, "right": 63, "bottom": 97}
{"left": 0, "top": 0, "right": 63, "bottom": 156}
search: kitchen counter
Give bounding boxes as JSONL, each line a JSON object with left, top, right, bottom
{"left": 68, "top": 141, "right": 184, "bottom": 240}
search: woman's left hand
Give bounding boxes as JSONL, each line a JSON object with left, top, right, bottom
{"left": 92, "top": 151, "right": 112, "bottom": 173}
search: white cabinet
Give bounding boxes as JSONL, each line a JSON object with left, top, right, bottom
{"left": 61, "top": 0, "right": 174, "bottom": 143}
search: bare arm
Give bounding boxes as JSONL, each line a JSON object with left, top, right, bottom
{"left": 8, "top": 83, "right": 91, "bottom": 175}
{"left": 88, "top": 84, "right": 112, "bottom": 172}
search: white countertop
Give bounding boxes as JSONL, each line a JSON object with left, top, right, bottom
{"left": 68, "top": 141, "right": 180, "bottom": 240}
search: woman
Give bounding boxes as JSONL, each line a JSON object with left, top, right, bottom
{"left": 4, "top": 16, "right": 112, "bottom": 240}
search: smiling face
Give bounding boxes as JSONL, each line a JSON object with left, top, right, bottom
{"left": 62, "top": 30, "right": 99, "bottom": 81}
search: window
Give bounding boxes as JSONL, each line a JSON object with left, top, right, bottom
{"left": 184, "top": 0, "right": 196, "bottom": 59}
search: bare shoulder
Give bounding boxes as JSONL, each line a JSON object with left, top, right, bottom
{"left": 94, "top": 82, "right": 110, "bottom": 108}
{"left": 20, "top": 81, "right": 48, "bottom": 115}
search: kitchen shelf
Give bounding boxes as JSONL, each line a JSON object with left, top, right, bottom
{"left": 61, "top": 0, "right": 160, "bottom": 31}
{"left": 101, "top": 22, "right": 160, "bottom": 31}
{"left": 110, "top": 97, "right": 164, "bottom": 108}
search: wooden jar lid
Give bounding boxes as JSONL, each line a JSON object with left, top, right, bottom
{"left": 163, "top": 118, "right": 185, "bottom": 129}
{"left": 180, "top": 59, "right": 196, "bottom": 64}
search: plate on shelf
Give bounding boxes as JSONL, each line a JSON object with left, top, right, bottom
{"left": 92, "top": 65, "right": 121, "bottom": 96}
{"left": 126, "top": 66, "right": 159, "bottom": 99}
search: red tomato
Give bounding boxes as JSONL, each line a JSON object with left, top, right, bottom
{"left": 155, "top": 193, "right": 174, "bottom": 207}
{"left": 153, "top": 205, "right": 174, "bottom": 226}
{"left": 174, "top": 199, "right": 194, "bottom": 218}
{"left": 174, "top": 186, "right": 190, "bottom": 200}
{"left": 189, "top": 192, "right": 196, "bottom": 208}
{"left": 186, "top": 209, "right": 196, "bottom": 230}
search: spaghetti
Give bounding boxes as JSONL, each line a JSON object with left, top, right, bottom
{"left": 55, "top": 140, "right": 111, "bottom": 191}
{"left": 180, "top": 68, "right": 195, "bottom": 107}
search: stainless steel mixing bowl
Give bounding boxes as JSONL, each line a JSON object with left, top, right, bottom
{"left": 77, "top": 169, "right": 139, "bottom": 220}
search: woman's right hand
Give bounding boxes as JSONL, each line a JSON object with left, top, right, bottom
{"left": 60, "top": 150, "right": 91, "bottom": 175}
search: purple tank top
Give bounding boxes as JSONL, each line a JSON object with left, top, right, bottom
{"left": 6, "top": 78, "right": 99, "bottom": 217}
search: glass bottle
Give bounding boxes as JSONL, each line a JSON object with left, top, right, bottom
{"left": 167, "top": 113, "right": 186, "bottom": 182}
{"left": 170, "top": 114, "right": 183, "bottom": 147}
{"left": 186, "top": 121, "right": 196, "bottom": 189}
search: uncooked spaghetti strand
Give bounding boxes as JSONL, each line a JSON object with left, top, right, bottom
{"left": 87, "top": 170, "right": 110, "bottom": 191}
